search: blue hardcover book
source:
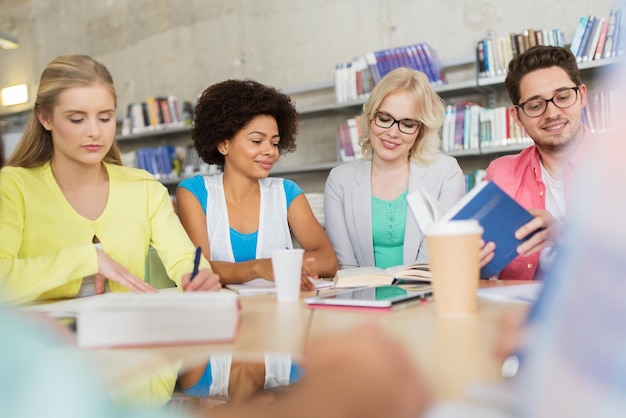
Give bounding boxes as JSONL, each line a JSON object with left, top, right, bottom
{"left": 415, "top": 43, "right": 437, "bottom": 84}
{"left": 406, "top": 180, "right": 538, "bottom": 278}
{"left": 577, "top": 15, "right": 596, "bottom": 62}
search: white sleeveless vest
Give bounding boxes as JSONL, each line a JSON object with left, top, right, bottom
{"left": 203, "top": 174, "right": 293, "bottom": 262}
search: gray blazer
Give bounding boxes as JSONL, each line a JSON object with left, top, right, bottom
{"left": 324, "top": 156, "right": 465, "bottom": 269}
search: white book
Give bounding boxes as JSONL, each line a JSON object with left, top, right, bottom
{"left": 75, "top": 290, "right": 239, "bottom": 348}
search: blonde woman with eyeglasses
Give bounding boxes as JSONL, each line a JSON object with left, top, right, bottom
{"left": 324, "top": 67, "right": 466, "bottom": 270}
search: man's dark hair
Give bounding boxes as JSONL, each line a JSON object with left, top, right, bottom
{"left": 505, "top": 46, "right": 582, "bottom": 105}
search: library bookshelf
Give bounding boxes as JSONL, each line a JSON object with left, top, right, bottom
{"left": 114, "top": 57, "right": 622, "bottom": 193}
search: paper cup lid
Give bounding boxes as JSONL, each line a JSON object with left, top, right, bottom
{"left": 427, "top": 220, "right": 483, "bottom": 236}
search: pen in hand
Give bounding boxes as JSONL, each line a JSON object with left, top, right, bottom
{"left": 190, "top": 246, "right": 202, "bottom": 281}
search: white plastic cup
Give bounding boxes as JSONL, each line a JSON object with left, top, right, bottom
{"left": 271, "top": 248, "right": 304, "bottom": 301}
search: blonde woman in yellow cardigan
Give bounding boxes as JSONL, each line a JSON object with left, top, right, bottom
{"left": 0, "top": 55, "right": 221, "bottom": 407}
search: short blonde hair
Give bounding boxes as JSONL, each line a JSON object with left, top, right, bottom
{"left": 8, "top": 55, "right": 121, "bottom": 168}
{"left": 359, "top": 67, "right": 445, "bottom": 166}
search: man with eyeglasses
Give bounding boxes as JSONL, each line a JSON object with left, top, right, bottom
{"left": 484, "top": 45, "right": 593, "bottom": 281}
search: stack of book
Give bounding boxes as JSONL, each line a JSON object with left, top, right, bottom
{"left": 180, "top": 145, "right": 221, "bottom": 177}
{"left": 336, "top": 115, "right": 362, "bottom": 162}
{"left": 476, "top": 27, "right": 565, "bottom": 79}
{"left": 570, "top": 8, "right": 624, "bottom": 63}
{"left": 441, "top": 102, "right": 532, "bottom": 153}
{"left": 334, "top": 43, "right": 446, "bottom": 104}
{"left": 135, "top": 145, "right": 180, "bottom": 179}
{"left": 464, "top": 169, "right": 487, "bottom": 193}
{"left": 583, "top": 88, "right": 619, "bottom": 134}
{"left": 121, "top": 95, "right": 194, "bottom": 136}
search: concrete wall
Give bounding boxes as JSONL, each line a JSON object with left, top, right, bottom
{"left": 0, "top": 0, "right": 620, "bottom": 192}
{"left": 0, "top": 0, "right": 619, "bottom": 115}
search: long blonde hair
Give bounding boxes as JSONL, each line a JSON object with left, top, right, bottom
{"left": 7, "top": 55, "right": 121, "bottom": 167}
{"left": 359, "top": 67, "right": 445, "bottom": 166}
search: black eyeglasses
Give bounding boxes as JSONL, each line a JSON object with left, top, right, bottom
{"left": 515, "top": 86, "right": 580, "bottom": 118}
{"left": 373, "top": 111, "right": 421, "bottom": 135}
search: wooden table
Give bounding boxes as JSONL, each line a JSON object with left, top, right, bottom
{"left": 84, "top": 281, "right": 534, "bottom": 401}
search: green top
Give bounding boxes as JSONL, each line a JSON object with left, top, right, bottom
{"left": 372, "top": 190, "right": 407, "bottom": 269}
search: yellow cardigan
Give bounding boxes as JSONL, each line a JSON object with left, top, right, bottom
{"left": 0, "top": 162, "right": 210, "bottom": 304}
{"left": 0, "top": 162, "right": 215, "bottom": 407}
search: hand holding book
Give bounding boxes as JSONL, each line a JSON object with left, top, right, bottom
{"left": 407, "top": 181, "right": 542, "bottom": 278}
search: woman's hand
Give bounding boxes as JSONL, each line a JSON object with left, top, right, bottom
{"left": 96, "top": 249, "right": 157, "bottom": 293}
{"left": 181, "top": 268, "right": 222, "bottom": 292}
{"left": 258, "top": 257, "right": 317, "bottom": 291}
{"left": 300, "top": 257, "right": 317, "bottom": 291}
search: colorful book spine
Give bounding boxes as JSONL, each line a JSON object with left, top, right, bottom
{"left": 594, "top": 18, "right": 610, "bottom": 60}
{"left": 577, "top": 15, "right": 596, "bottom": 62}
{"left": 570, "top": 15, "right": 590, "bottom": 57}
{"left": 610, "top": 7, "right": 623, "bottom": 57}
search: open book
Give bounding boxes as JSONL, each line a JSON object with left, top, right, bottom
{"left": 406, "top": 180, "right": 537, "bottom": 278}
{"left": 334, "top": 263, "right": 431, "bottom": 288}
{"left": 225, "top": 277, "right": 335, "bottom": 296}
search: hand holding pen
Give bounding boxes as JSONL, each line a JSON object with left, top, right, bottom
{"left": 182, "top": 246, "right": 222, "bottom": 292}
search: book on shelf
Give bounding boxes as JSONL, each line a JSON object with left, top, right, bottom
{"left": 334, "top": 264, "right": 431, "bottom": 289}
{"left": 583, "top": 16, "right": 605, "bottom": 62}
{"left": 583, "top": 88, "right": 618, "bottom": 134}
{"left": 182, "top": 145, "right": 202, "bottom": 174}
{"left": 477, "top": 27, "right": 565, "bottom": 79}
{"left": 476, "top": 40, "right": 487, "bottom": 78}
{"left": 135, "top": 145, "right": 180, "bottom": 179}
{"left": 334, "top": 43, "right": 446, "bottom": 104}
{"left": 225, "top": 277, "right": 334, "bottom": 296}
{"left": 121, "top": 95, "right": 190, "bottom": 136}
{"left": 602, "top": 9, "right": 618, "bottom": 59}
{"left": 336, "top": 123, "right": 353, "bottom": 162}
{"left": 420, "top": 43, "right": 447, "bottom": 84}
{"left": 442, "top": 103, "right": 531, "bottom": 153}
{"left": 570, "top": 9, "right": 625, "bottom": 62}
{"left": 570, "top": 15, "right": 590, "bottom": 58}
{"left": 593, "top": 18, "right": 610, "bottom": 60}
{"left": 610, "top": 7, "right": 624, "bottom": 58}
{"left": 157, "top": 96, "right": 173, "bottom": 125}
{"left": 577, "top": 15, "right": 597, "bottom": 62}
{"left": 406, "top": 180, "right": 539, "bottom": 278}
{"left": 336, "top": 116, "right": 363, "bottom": 162}
{"left": 23, "top": 290, "right": 240, "bottom": 348}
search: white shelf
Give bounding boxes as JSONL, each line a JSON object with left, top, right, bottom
{"left": 271, "top": 161, "right": 341, "bottom": 175}
{"left": 476, "top": 56, "right": 624, "bottom": 86}
{"left": 116, "top": 125, "right": 192, "bottom": 142}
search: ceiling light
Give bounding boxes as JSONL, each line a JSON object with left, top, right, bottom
{"left": 0, "top": 32, "right": 19, "bottom": 49}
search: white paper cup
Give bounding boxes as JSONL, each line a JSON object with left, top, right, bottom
{"left": 271, "top": 249, "right": 304, "bottom": 302}
{"left": 426, "top": 220, "right": 483, "bottom": 316}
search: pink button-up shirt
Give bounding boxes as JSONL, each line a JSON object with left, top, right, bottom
{"left": 485, "top": 129, "right": 595, "bottom": 280}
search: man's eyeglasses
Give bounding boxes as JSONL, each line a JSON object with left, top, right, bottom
{"left": 515, "top": 86, "right": 580, "bottom": 118}
{"left": 373, "top": 111, "right": 421, "bottom": 135}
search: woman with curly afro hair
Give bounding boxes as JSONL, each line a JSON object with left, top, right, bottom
{"left": 176, "top": 79, "right": 338, "bottom": 400}
{"left": 176, "top": 79, "right": 337, "bottom": 287}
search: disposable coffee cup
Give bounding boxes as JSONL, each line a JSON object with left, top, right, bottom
{"left": 426, "top": 220, "right": 483, "bottom": 316}
{"left": 271, "top": 248, "right": 304, "bottom": 302}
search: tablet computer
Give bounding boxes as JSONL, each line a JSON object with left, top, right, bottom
{"left": 305, "top": 285, "right": 432, "bottom": 309}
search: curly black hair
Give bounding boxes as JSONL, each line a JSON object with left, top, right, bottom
{"left": 192, "top": 79, "right": 299, "bottom": 167}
